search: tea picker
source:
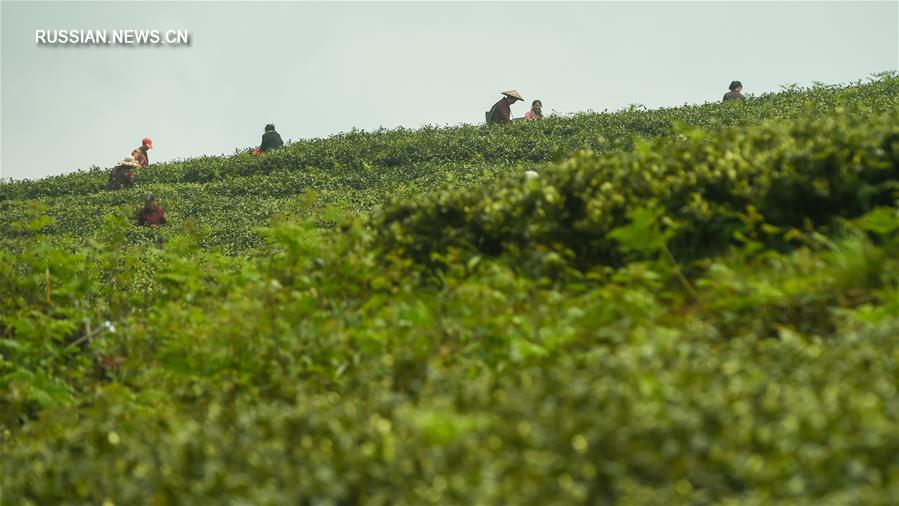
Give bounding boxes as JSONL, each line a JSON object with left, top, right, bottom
{"left": 486, "top": 90, "right": 525, "bottom": 125}
{"left": 137, "top": 193, "right": 167, "bottom": 226}
{"left": 256, "top": 123, "right": 284, "bottom": 155}
{"left": 132, "top": 137, "right": 153, "bottom": 167}
{"left": 722, "top": 81, "right": 746, "bottom": 102}
{"left": 106, "top": 156, "right": 140, "bottom": 190}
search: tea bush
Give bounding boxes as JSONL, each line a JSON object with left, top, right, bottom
{"left": 2, "top": 214, "right": 898, "bottom": 505}
{"left": 375, "top": 104, "right": 899, "bottom": 274}
{"left": 1, "top": 74, "right": 897, "bottom": 255}
{"left": 2, "top": 73, "right": 896, "bottom": 203}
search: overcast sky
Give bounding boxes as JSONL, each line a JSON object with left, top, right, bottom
{"left": 1, "top": 1, "right": 897, "bottom": 181}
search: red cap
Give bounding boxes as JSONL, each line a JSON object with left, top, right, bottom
{"left": 142, "top": 137, "right": 153, "bottom": 149}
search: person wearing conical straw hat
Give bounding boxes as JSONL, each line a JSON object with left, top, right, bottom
{"left": 486, "top": 90, "right": 524, "bottom": 125}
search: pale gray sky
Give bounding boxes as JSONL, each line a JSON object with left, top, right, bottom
{"left": 1, "top": 1, "right": 897, "bottom": 180}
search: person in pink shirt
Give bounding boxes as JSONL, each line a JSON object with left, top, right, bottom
{"left": 524, "top": 100, "right": 543, "bottom": 121}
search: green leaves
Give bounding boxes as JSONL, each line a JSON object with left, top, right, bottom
{"left": 856, "top": 206, "right": 899, "bottom": 236}
{"left": 377, "top": 102, "right": 899, "bottom": 279}
{"left": 608, "top": 207, "right": 673, "bottom": 256}
{"left": 0, "top": 73, "right": 898, "bottom": 505}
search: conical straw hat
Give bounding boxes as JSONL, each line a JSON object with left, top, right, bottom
{"left": 501, "top": 90, "right": 524, "bottom": 101}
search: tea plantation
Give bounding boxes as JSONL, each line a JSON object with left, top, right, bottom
{"left": 1, "top": 74, "right": 898, "bottom": 505}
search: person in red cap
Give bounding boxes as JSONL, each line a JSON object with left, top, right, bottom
{"left": 132, "top": 137, "right": 153, "bottom": 167}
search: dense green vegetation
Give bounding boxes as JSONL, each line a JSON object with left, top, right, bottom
{"left": 2, "top": 74, "right": 897, "bottom": 253}
{"left": 2, "top": 74, "right": 898, "bottom": 505}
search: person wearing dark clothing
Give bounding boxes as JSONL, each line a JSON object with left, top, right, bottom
{"left": 260, "top": 124, "right": 284, "bottom": 153}
{"left": 107, "top": 156, "right": 139, "bottom": 190}
{"left": 487, "top": 90, "right": 524, "bottom": 124}
{"left": 723, "top": 81, "right": 745, "bottom": 102}
{"left": 137, "top": 193, "right": 167, "bottom": 226}
{"left": 132, "top": 137, "right": 153, "bottom": 167}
